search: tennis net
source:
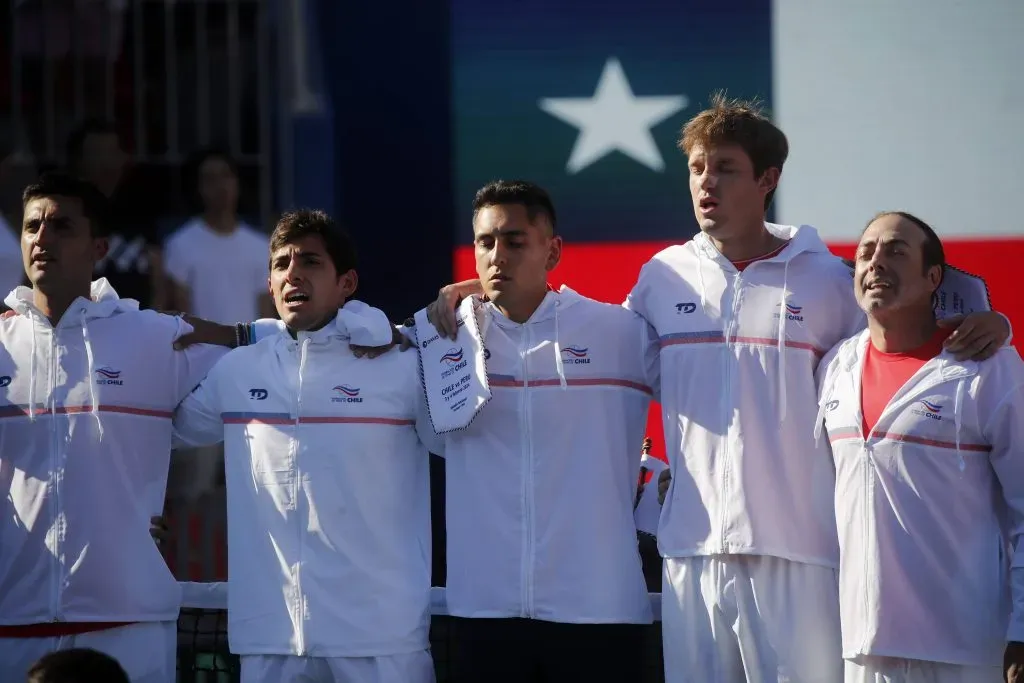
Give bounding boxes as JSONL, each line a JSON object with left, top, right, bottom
{"left": 176, "top": 582, "right": 666, "bottom": 682}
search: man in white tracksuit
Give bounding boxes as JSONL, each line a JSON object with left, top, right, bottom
{"left": 420, "top": 180, "right": 659, "bottom": 682}
{"left": 172, "top": 209, "right": 438, "bottom": 683}
{"left": 0, "top": 173, "right": 237, "bottom": 682}
{"left": 816, "top": 211, "right": 1024, "bottom": 683}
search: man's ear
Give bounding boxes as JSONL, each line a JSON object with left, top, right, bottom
{"left": 339, "top": 269, "right": 359, "bottom": 299}
{"left": 758, "top": 167, "right": 780, "bottom": 195}
{"left": 92, "top": 236, "right": 109, "bottom": 262}
{"left": 928, "top": 265, "right": 944, "bottom": 295}
{"left": 545, "top": 236, "right": 563, "bottom": 272}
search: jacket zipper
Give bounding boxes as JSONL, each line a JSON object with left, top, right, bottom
{"left": 291, "top": 342, "right": 306, "bottom": 655}
{"left": 861, "top": 442, "right": 873, "bottom": 652}
{"left": 519, "top": 324, "right": 534, "bottom": 618}
{"left": 719, "top": 274, "right": 742, "bottom": 549}
{"left": 50, "top": 327, "right": 62, "bottom": 622}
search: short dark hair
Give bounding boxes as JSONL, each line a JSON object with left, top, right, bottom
{"left": 472, "top": 180, "right": 557, "bottom": 234}
{"left": 270, "top": 209, "right": 357, "bottom": 277}
{"left": 865, "top": 210, "right": 946, "bottom": 280}
{"left": 65, "top": 118, "right": 119, "bottom": 166}
{"left": 22, "top": 172, "right": 111, "bottom": 237}
{"left": 679, "top": 92, "right": 788, "bottom": 210}
{"left": 27, "top": 648, "right": 130, "bottom": 683}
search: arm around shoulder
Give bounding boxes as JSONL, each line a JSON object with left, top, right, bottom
{"left": 172, "top": 371, "right": 225, "bottom": 449}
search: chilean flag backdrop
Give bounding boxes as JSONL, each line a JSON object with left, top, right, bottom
{"left": 451, "top": 0, "right": 1024, "bottom": 465}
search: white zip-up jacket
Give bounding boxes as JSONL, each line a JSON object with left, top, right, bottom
{"left": 173, "top": 303, "right": 434, "bottom": 657}
{"left": 435, "top": 286, "right": 658, "bottom": 623}
{"left": 0, "top": 279, "right": 226, "bottom": 625}
{"left": 625, "top": 224, "right": 865, "bottom": 567}
{"left": 816, "top": 332, "right": 1024, "bottom": 666}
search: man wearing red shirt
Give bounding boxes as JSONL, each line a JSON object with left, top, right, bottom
{"left": 817, "top": 211, "right": 1024, "bottom": 683}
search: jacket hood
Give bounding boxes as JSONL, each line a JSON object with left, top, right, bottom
{"left": 4, "top": 278, "right": 138, "bottom": 325}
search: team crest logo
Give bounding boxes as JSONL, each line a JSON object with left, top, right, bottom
{"left": 560, "top": 346, "right": 591, "bottom": 365}
{"left": 332, "top": 385, "right": 363, "bottom": 403}
{"left": 440, "top": 348, "right": 464, "bottom": 364}
{"left": 775, "top": 303, "right": 804, "bottom": 322}
{"left": 913, "top": 399, "right": 943, "bottom": 421}
{"left": 95, "top": 367, "right": 123, "bottom": 386}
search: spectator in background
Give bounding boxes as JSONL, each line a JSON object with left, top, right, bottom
{"left": 163, "top": 147, "right": 274, "bottom": 323}
{"left": 26, "top": 648, "right": 130, "bottom": 683}
{"left": 161, "top": 147, "right": 273, "bottom": 515}
{"left": 0, "top": 213, "right": 20, "bottom": 296}
{"left": 0, "top": 131, "right": 29, "bottom": 306}
{"left": 65, "top": 119, "right": 166, "bottom": 310}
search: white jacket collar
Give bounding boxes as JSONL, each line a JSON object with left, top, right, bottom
{"left": 292, "top": 299, "right": 393, "bottom": 347}
{"left": 4, "top": 278, "right": 137, "bottom": 326}
{"left": 691, "top": 222, "right": 830, "bottom": 267}
{"left": 485, "top": 285, "right": 584, "bottom": 330}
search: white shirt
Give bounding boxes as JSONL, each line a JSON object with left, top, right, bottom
{"left": 817, "top": 332, "right": 1024, "bottom": 666}
{"left": 173, "top": 303, "right": 435, "bottom": 657}
{"left": 163, "top": 217, "right": 268, "bottom": 324}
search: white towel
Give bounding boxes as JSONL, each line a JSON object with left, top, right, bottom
{"left": 935, "top": 265, "right": 992, "bottom": 318}
{"left": 415, "top": 297, "right": 491, "bottom": 433}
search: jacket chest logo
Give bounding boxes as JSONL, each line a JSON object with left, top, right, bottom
{"left": 911, "top": 399, "right": 943, "bottom": 421}
{"left": 331, "top": 385, "right": 364, "bottom": 404}
{"left": 560, "top": 345, "right": 591, "bottom": 365}
{"left": 774, "top": 302, "right": 805, "bottom": 322}
{"left": 95, "top": 367, "right": 123, "bottom": 386}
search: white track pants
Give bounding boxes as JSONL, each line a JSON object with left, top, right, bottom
{"left": 241, "top": 649, "right": 436, "bottom": 683}
{"left": 662, "top": 555, "right": 843, "bottom": 683}
{"left": 844, "top": 655, "right": 1000, "bottom": 683}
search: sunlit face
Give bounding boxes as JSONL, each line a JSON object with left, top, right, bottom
{"left": 687, "top": 142, "right": 778, "bottom": 239}
{"left": 198, "top": 156, "right": 239, "bottom": 214}
{"left": 473, "top": 203, "right": 560, "bottom": 311}
{"left": 854, "top": 214, "right": 942, "bottom": 316}
{"left": 21, "top": 195, "right": 107, "bottom": 291}
{"left": 268, "top": 234, "right": 356, "bottom": 331}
